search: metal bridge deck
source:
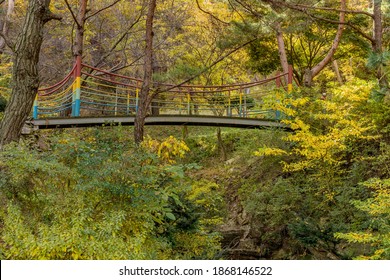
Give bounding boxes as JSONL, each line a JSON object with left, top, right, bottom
{"left": 26, "top": 115, "right": 290, "bottom": 130}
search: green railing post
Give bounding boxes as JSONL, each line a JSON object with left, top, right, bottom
{"left": 244, "top": 88, "right": 249, "bottom": 117}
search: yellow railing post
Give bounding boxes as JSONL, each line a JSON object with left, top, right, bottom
{"left": 136, "top": 87, "right": 140, "bottom": 112}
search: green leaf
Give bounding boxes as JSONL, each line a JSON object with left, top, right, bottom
{"left": 165, "top": 212, "right": 176, "bottom": 221}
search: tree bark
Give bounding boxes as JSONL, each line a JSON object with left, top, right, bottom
{"left": 332, "top": 59, "right": 343, "bottom": 84}
{"left": 303, "top": 0, "right": 346, "bottom": 87}
{"left": 0, "top": 0, "right": 57, "bottom": 147}
{"left": 134, "top": 0, "right": 156, "bottom": 145}
{"left": 151, "top": 57, "right": 161, "bottom": 116}
{"left": 217, "top": 127, "right": 227, "bottom": 161}
{"left": 0, "top": 0, "right": 15, "bottom": 52}
{"left": 74, "top": 0, "right": 88, "bottom": 57}
{"left": 275, "top": 21, "right": 289, "bottom": 80}
{"left": 372, "top": 0, "right": 388, "bottom": 90}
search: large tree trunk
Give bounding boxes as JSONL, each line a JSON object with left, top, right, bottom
{"left": 0, "top": 0, "right": 58, "bottom": 147}
{"left": 372, "top": 0, "right": 388, "bottom": 90}
{"left": 303, "top": 0, "right": 346, "bottom": 87}
{"left": 134, "top": 0, "right": 156, "bottom": 145}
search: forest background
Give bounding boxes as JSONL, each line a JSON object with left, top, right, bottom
{"left": 1, "top": 0, "right": 390, "bottom": 260}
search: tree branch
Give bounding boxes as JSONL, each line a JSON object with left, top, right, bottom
{"left": 195, "top": 0, "right": 230, "bottom": 25}
{"left": 156, "top": 38, "right": 257, "bottom": 94}
{"left": 0, "top": 31, "right": 14, "bottom": 51}
{"left": 268, "top": 0, "right": 374, "bottom": 18}
{"left": 63, "top": 0, "right": 81, "bottom": 27}
{"left": 43, "top": 11, "right": 62, "bottom": 23}
{"left": 85, "top": 0, "right": 122, "bottom": 20}
{"left": 234, "top": 0, "right": 264, "bottom": 18}
{"left": 264, "top": 0, "right": 375, "bottom": 44}
{"left": 304, "top": 12, "right": 375, "bottom": 44}
{"left": 92, "top": 10, "right": 144, "bottom": 68}
{"left": 309, "top": 0, "right": 345, "bottom": 83}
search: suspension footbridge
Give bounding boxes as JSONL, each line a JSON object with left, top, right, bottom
{"left": 27, "top": 57, "right": 294, "bottom": 130}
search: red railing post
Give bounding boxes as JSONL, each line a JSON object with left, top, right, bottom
{"left": 72, "top": 56, "right": 82, "bottom": 117}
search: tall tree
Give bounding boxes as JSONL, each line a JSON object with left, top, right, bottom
{"left": 64, "top": 0, "right": 123, "bottom": 58}
{"left": 371, "top": 0, "right": 388, "bottom": 91}
{"left": 0, "top": 0, "right": 60, "bottom": 147}
{"left": 134, "top": 0, "right": 157, "bottom": 144}
{"left": 269, "top": 0, "right": 388, "bottom": 90}
{"left": 302, "top": 0, "right": 346, "bottom": 86}
{"left": 232, "top": 0, "right": 346, "bottom": 86}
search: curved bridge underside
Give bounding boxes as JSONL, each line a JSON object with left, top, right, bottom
{"left": 27, "top": 115, "right": 290, "bottom": 130}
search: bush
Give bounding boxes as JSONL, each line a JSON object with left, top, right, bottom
{"left": 0, "top": 95, "right": 7, "bottom": 112}
{"left": 0, "top": 131, "right": 223, "bottom": 259}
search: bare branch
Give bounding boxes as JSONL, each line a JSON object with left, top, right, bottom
{"left": 227, "top": 0, "right": 248, "bottom": 23}
{"left": 270, "top": 1, "right": 374, "bottom": 18}
{"left": 234, "top": 0, "right": 264, "bottom": 18}
{"left": 43, "top": 11, "right": 62, "bottom": 23}
{"left": 157, "top": 38, "right": 257, "bottom": 94}
{"left": 93, "top": 10, "right": 144, "bottom": 68}
{"left": 0, "top": 31, "right": 14, "bottom": 51}
{"left": 304, "top": 12, "right": 375, "bottom": 44}
{"left": 85, "top": 0, "right": 122, "bottom": 20}
{"left": 195, "top": 0, "right": 230, "bottom": 25}
{"left": 63, "top": 0, "right": 81, "bottom": 27}
{"left": 262, "top": 0, "right": 375, "bottom": 44}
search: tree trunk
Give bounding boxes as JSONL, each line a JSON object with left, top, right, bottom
{"left": 275, "top": 21, "right": 289, "bottom": 81}
{"left": 74, "top": 0, "right": 88, "bottom": 57}
{"left": 303, "top": 0, "right": 346, "bottom": 87}
{"left": 332, "top": 59, "right": 343, "bottom": 84}
{"left": 372, "top": 0, "right": 382, "bottom": 53}
{"left": 0, "top": 0, "right": 15, "bottom": 53}
{"left": 0, "top": 0, "right": 58, "bottom": 147}
{"left": 151, "top": 57, "right": 160, "bottom": 116}
{"left": 134, "top": 0, "right": 156, "bottom": 145}
{"left": 372, "top": 0, "right": 388, "bottom": 91}
{"left": 217, "top": 127, "right": 227, "bottom": 161}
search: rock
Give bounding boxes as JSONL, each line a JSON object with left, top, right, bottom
{"left": 225, "top": 156, "right": 240, "bottom": 165}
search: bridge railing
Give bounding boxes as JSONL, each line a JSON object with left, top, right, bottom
{"left": 35, "top": 58, "right": 293, "bottom": 121}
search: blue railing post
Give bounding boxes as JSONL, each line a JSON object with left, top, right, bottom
{"left": 33, "top": 94, "right": 38, "bottom": 119}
